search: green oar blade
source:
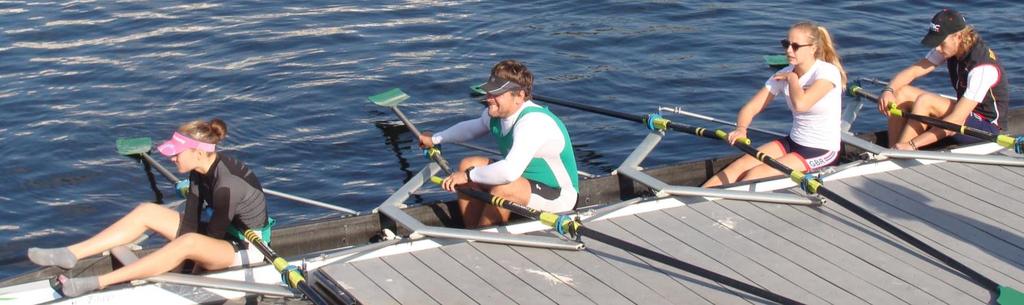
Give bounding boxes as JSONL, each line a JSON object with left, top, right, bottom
{"left": 116, "top": 137, "right": 152, "bottom": 156}
{"left": 999, "top": 285, "right": 1024, "bottom": 305}
{"left": 368, "top": 88, "right": 409, "bottom": 107}
{"left": 763, "top": 55, "right": 788, "bottom": 68}
{"left": 469, "top": 83, "right": 485, "bottom": 96}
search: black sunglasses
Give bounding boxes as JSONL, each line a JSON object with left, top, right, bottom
{"left": 780, "top": 39, "right": 813, "bottom": 51}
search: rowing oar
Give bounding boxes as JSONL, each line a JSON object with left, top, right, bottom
{"left": 658, "top": 106, "right": 787, "bottom": 138}
{"left": 468, "top": 85, "right": 755, "bottom": 147}
{"left": 115, "top": 137, "right": 358, "bottom": 214}
{"left": 240, "top": 229, "right": 340, "bottom": 305}
{"left": 847, "top": 83, "right": 1024, "bottom": 154}
{"left": 368, "top": 88, "right": 456, "bottom": 175}
{"left": 505, "top": 92, "right": 1024, "bottom": 304}
{"left": 426, "top": 175, "right": 805, "bottom": 305}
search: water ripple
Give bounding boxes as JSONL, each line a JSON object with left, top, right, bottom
{"left": 13, "top": 25, "right": 216, "bottom": 49}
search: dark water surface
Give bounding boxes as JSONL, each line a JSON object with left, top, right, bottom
{"left": 1, "top": 1, "right": 1021, "bottom": 280}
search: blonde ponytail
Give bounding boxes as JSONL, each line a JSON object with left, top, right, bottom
{"left": 815, "top": 25, "right": 846, "bottom": 90}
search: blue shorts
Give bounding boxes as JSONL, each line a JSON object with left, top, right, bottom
{"left": 772, "top": 136, "right": 839, "bottom": 171}
{"left": 952, "top": 112, "right": 1001, "bottom": 144}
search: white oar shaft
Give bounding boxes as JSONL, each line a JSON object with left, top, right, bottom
{"left": 264, "top": 189, "right": 356, "bottom": 214}
{"left": 140, "top": 152, "right": 357, "bottom": 215}
{"left": 658, "top": 106, "right": 787, "bottom": 138}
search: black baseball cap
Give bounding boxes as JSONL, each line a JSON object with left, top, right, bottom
{"left": 921, "top": 9, "right": 967, "bottom": 48}
{"left": 479, "top": 75, "right": 522, "bottom": 95}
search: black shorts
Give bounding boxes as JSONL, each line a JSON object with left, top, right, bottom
{"left": 773, "top": 136, "right": 839, "bottom": 171}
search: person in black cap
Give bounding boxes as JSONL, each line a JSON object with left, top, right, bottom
{"left": 418, "top": 60, "right": 579, "bottom": 228}
{"left": 878, "top": 8, "right": 1010, "bottom": 150}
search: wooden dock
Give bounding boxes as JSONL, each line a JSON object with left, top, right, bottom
{"left": 315, "top": 160, "right": 1024, "bottom": 304}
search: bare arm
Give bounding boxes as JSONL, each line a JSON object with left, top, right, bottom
{"left": 880, "top": 58, "right": 938, "bottom": 115}
{"left": 730, "top": 87, "right": 774, "bottom": 144}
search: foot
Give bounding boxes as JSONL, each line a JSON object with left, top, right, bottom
{"left": 27, "top": 247, "right": 77, "bottom": 269}
{"left": 54, "top": 275, "right": 99, "bottom": 297}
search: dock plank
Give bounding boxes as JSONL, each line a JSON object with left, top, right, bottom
{"left": 351, "top": 258, "right": 440, "bottom": 305}
{"left": 443, "top": 242, "right": 557, "bottom": 305}
{"left": 381, "top": 251, "right": 478, "bottom": 305}
{"left": 967, "top": 163, "right": 1024, "bottom": 192}
{"left": 887, "top": 166, "right": 1024, "bottom": 238}
{"left": 637, "top": 208, "right": 828, "bottom": 304}
{"left": 879, "top": 168, "right": 1024, "bottom": 252}
{"left": 580, "top": 220, "right": 724, "bottom": 305}
{"left": 661, "top": 203, "right": 860, "bottom": 304}
{"left": 685, "top": 200, "right": 892, "bottom": 305}
{"left": 321, "top": 262, "right": 399, "bottom": 305}
{"left": 409, "top": 247, "right": 517, "bottom": 305}
{"left": 763, "top": 201, "right": 984, "bottom": 304}
{"left": 470, "top": 242, "right": 596, "bottom": 305}
{"left": 716, "top": 198, "right": 938, "bottom": 305}
{"left": 551, "top": 242, "right": 677, "bottom": 305}
{"left": 588, "top": 220, "right": 757, "bottom": 305}
{"left": 827, "top": 176, "right": 1024, "bottom": 287}
{"left": 510, "top": 245, "right": 635, "bottom": 305}
{"left": 929, "top": 162, "right": 1024, "bottom": 220}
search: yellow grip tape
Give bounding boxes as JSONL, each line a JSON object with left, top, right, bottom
{"left": 653, "top": 118, "right": 670, "bottom": 131}
{"left": 539, "top": 213, "right": 558, "bottom": 227}
{"left": 997, "top": 135, "right": 1015, "bottom": 148}
{"left": 887, "top": 103, "right": 903, "bottom": 117}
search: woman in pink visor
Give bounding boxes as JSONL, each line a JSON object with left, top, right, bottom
{"left": 26, "top": 119, "right": 271, "bottom": 297}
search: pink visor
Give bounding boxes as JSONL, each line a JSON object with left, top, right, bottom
{"left": 157, "top": 132, "right": 216, "bottom": 157}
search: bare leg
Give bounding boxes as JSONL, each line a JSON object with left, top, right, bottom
{"left": 886, "top": 85, "right": 927, "bottom": 147}
{"left": 476, "top": 178, "right": 532, "bottom": 228}
{"left": 703, "top": 140, "right": 787, "bottom": 187}
{"left": 896, "top": 92, "right": 955, "bottom": 145}
{"left": 737, "top": 153, "right": 811, "bottom": 182}
{"left": 456, "top": 156, "right": 492, "bottom": 229}
{"left": 67, "top": 203, "right": 180, "bottom": 261}
{"left": 97, "top": 233, "right": 235, "bottom": 288}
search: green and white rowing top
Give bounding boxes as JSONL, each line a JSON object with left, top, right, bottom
{"left": 489, "top": 104, "right": 579, "bottom": 191}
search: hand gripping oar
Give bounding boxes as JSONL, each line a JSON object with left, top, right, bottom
{"left": 116, "top": 137, "right": 358, "bottom": 215}
{"left": 847, "top": 83, "right": 1024, "bottom": 154}
{"left": 427, "top": 175, "right": 805, "bottom": 305}
{"left": 240, "top": 229, "right": 343, "bottom": 305}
